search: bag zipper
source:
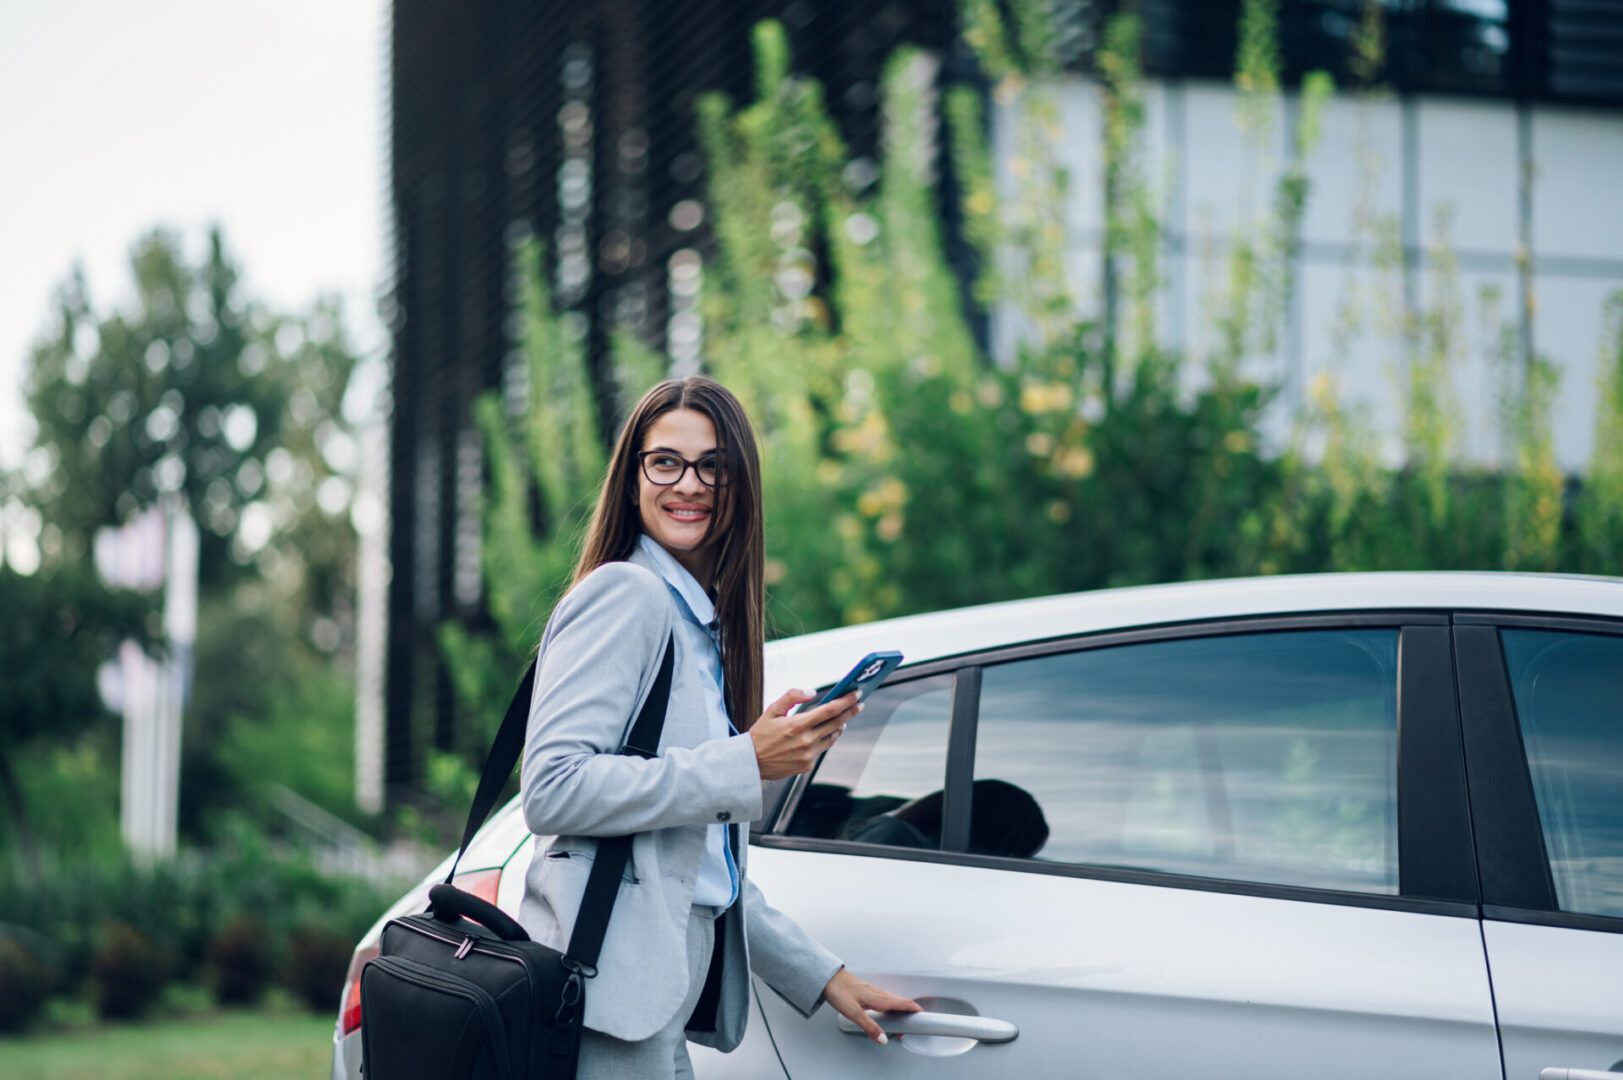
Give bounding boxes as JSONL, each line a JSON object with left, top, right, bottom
{"left": 369, "top": 955, "right": 514, "bottom": 1080}
{"left": 397, "top": 920, "right": 531, "bottom": 970}
{"left": 393, "top": 918, "right": 546, "bottom": 1016}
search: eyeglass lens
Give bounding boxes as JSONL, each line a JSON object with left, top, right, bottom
{"left": 642, "top": 452, "right": 726, "bottom": 486}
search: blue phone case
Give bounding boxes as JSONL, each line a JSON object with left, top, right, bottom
{"left": 811, "top": 650, "right": 904, "bottom": 707}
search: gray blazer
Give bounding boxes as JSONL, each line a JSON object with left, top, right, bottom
{"left": 517, "top": 548, "right": 841, "bottom": 1048}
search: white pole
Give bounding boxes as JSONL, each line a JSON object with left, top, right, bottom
{"left": 102, "top": 502, "right": 191, "bottom": 864}
{"left": 155, "top": 496, "right": 198, "bottom": 860}
{"left": 354, "top": 408, "right": 389, "bottom": 816}
{"left": 118, "top": 640, "right": 143, "bottom": 854}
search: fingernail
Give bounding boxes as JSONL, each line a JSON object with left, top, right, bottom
{"left": 877, "top": 1032, "right": 888, "bottom": 1045}
{"left": 857, "top": 703, "right": 866, "bottom": 713}
{"left": 838, "top": 724, "right": 847, "bottom": 735}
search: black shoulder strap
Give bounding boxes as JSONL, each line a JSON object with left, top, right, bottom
{"left": 443, "top": 632, "right": 676, "bottom": 892}
{"left": 563, "top": 634, "right": 675, "bottom": 972}
{"left": 444, "top": 660, "right": 536, "bottom": 886}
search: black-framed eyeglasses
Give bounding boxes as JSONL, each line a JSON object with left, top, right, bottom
{"left": 637, "top": 449, "right": 731, "bottom": 487}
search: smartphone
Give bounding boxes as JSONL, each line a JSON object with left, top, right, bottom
{"left": 803, "top": 650, "right": 904, "bottom": 711}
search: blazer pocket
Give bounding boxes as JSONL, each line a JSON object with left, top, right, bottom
{"left": 545, "top": 847, "right": 640, "bottom": 885}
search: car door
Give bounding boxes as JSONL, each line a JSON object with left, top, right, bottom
{"left": 746, "top": 616, "right": 1503, "bottom": 1079}
{"left": 1455, "top": 617, "right": 1623, "bottom": 1080}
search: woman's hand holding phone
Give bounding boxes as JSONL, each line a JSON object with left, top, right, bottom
{"left": 750, "top": 689, "right": 861, "bottom": 781}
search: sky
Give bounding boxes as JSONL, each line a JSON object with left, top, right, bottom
{"left": 0, "top": 0, "right": 387, "bottom": 470}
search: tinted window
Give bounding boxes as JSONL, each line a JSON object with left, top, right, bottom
{"left": 1502, "top": 629, "right": 1623, "bottom": 919}
{"left": 787, "top": 674, "right": 954, "bottom": 847}
{"left": 973, "top": 630, "right": 1400, "bottom": 893}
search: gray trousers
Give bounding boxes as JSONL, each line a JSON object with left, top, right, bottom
{"left": 575, "top": 905, "right": 718, "bottom": 1080}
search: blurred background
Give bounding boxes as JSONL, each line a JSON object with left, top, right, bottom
{"left": 1, "top": 0, "right": 1620, "bottom": 1074}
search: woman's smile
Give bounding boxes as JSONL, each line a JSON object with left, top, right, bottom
{"left": 661, "top": 502, "right": 711, "bottom": 522}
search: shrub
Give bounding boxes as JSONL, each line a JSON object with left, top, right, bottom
{"left": 89, "top": 922, "right": 168, "bottom": 1019}
{"left": 285, "top": 923, "right": 352, "bottom": 1013}
{"left": 208, "top": 915, "right": 273, "bottom": 1005}
{"left": 0, "top": 839, "right": 406, "bottom": 1016}
{"left": 0, "top": 934, "right": 54, "bottom": 1032}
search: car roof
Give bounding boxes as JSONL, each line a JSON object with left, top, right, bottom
{"left": 762, "top": 571, "right": 1623, "bottom": 696}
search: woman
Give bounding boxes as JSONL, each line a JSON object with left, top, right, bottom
{"left": 519, "top": 376, "right": 919, "bottom": 1078}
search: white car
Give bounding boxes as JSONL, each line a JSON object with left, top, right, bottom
{"left": 333, "top": 571, "right": 1623, "bottom": 1080}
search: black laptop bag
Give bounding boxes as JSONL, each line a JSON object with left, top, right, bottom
{"left": 360, "top": 636, "right": 675, "bottom": 1080}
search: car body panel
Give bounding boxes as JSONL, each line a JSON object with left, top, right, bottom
{"left": 746, "top": 846, "right": 1503, "bottom": 1079}
{"left": 1483, "top": 920, "right": 1623, "bottom": 1080}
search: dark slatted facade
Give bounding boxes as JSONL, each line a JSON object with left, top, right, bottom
{"left": 385, "top": 0, "right": 957, "bottom": 801}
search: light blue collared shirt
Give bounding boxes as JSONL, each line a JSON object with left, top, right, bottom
{"left": 635, "top": 534, "right": 740, "bottom": 909}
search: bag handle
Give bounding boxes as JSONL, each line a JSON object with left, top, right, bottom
{"left": 428, "top": 882, "right": 528, "bottom": 941}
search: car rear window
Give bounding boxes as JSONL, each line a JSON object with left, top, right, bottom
{"left": 1501, "top": 628, "right": 1623, "bottom": 920}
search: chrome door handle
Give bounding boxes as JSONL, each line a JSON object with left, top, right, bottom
{"left": 1539, "top": 1070, "right": 1623, "bottom": 1080}
{"left": 837, "top": 1010, "right": 1019, "bottom": 1043}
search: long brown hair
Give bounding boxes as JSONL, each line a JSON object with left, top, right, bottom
{"left": 572, "top": 376, "right": 765, "bottom": 727}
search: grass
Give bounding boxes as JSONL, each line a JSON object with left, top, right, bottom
{"left": 0, "top": 1007, "right": 336, "bottom": 1080}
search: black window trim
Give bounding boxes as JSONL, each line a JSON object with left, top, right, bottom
{"left": 1454, "top": 611, "right": 1623, "bottom": 937}
{"left": 761, "top": 609, "right": 1481, "bottom": 919}
{"left": 941, "top": 665, "right": 981, "bottom": 853}
{"left": 1399, "top": 626, "right": 1479, "bottom": 904}
{"left": 1455, "top": 610, "right": 1623, "bottom": 634}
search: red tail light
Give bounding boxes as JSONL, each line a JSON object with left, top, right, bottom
{"left": 450, "top": 867, "right": 502, "bottom": 907}
{"left": 338, "top": 941, "right": 378, "bottom": 1036}
{"left": 337, "top": 868, "right": 504, "bottom": 1038}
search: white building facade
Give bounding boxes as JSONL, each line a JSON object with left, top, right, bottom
{"left": 991, "top": 5, "right": 1623, "bottom": 472}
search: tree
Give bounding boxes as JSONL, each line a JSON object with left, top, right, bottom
{"left": 24, "top": 227, "right": 357, "bottom": 604}
{"left": 0, "top": 563, "right": 150, "bottom": 876}
{"left": 14, "top": 225, "right": 365, "bottom": 844}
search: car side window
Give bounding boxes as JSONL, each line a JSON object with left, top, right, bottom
{"left": 786, "top": 674, "right": 954, "bottom": 847}
{"left": 1501, "top": 629, "right": 1623, "bottom": 919}
{"left": 973, "top": 629, "right": 1400, "bottom": 894}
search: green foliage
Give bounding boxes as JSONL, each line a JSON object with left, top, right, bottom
{"left": 1496, "top": 303, "right": 1565, "bottom": 572}
{"left": 1578, "top": 293, "right": 1623, "bottom": 575}
{"left": 1, "top": 737, "right": 127, "bottom": 870}
{"left": 1235, "top": 0, "right": 1282, "bottom": 118}
{"left": 22, "top": 228, "right": 358, "bottom": 603}
{"left": 91, "top": 923, "right": 170, "bottom": 1020}
{"left": 208, "top": 916, "right": 272, "bottom": 1006}
{"left": 0, "top": 933, "right": 55, "bottom": 1032}
{"left": 1100, "top": 13, "right": 1159, "bottom": 379}
{"left": 0, "top": 842, "right": 401, "bottom": 1018}
{"left": 283, "top": 923, "right": 352, "bottom": 1013}
{"left": 1349, "top": 0, "right": 1388, "bottom": 87}
{"left": 0, "top": 564, "right": 151, "bottom": 874}
{"left": 210, "top": 635, "right": 365, "bottom": 834}
{"left": 0, "top": 565, "right": 151, "bottom": 755}
{"left": 956, "top": 0, "right": 1021, "bottom": 83}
